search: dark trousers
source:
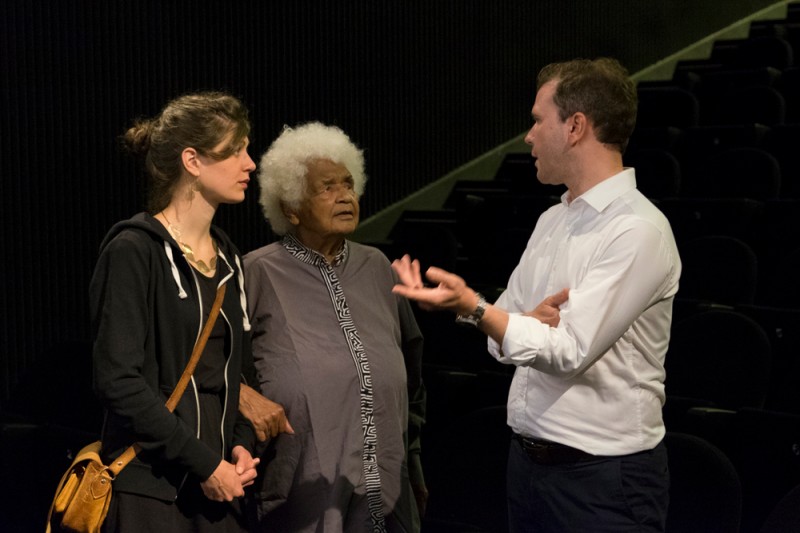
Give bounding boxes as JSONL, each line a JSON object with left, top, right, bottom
{"left": 507, "top": 437, "right": 669, "bottom": 533}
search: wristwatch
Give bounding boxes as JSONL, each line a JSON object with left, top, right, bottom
{"left": 455, "top": 292, "right": 487, "bottom": 327}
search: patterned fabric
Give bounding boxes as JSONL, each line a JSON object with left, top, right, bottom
{"left": 282, "top": 234, "right": 387, "bottom": 533}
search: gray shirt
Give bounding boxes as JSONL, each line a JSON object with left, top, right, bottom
{"left": 245, "top": 238, "right": 425, "bottom": 533}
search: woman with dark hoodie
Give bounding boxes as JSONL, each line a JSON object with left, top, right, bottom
{"left": 90, "top": 92, "right": 259, "bottom": 532}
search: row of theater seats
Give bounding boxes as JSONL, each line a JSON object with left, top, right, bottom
{"left": 631, "top": 18, "right": 800, "bottom": 214}
{"left": 636, "top": 63, "right": 800, "bottom": 128}
{"left": 663, "top": 406, "right": 800, "bottom": 533}
{"left": 626, "top": 125, "right": 800, "bottom": 200}
{"left": 636, "top": 23, "right": 800, "bottom": 128}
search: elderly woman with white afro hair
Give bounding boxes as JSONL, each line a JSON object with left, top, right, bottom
{"left": 257, "top": 122, "right": 367, "bottom": 236}
{"left": 243, "top": 122, "right": 428, "bottom": 533}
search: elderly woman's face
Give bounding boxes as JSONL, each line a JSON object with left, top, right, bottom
{"left": 293, "top": 158, "right": 360, "bottom": 242}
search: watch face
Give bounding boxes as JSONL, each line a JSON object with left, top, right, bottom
{"left": 455, "top": 293, "right": 486, "bottom": 327}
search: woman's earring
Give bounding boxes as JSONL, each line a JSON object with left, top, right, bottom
{"left": 187, "top": 179, "right": 200, "bottom": 202}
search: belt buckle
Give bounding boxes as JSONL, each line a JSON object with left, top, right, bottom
{"left": 522, "top": 437, "right": 550, "bottom": 451}
{"left": 519, "top": 436, "right": 553, "bottom": 463}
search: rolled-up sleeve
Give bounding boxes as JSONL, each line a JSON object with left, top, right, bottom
{"left": 489, "top": 220, "right": 677, "bottom": 379}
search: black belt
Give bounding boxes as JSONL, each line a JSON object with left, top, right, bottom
{"left": 513, "top": 433, "right": 599, "bottom": 465}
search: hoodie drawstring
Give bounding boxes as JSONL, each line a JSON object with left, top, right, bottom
{"left": 234, "top": 254, "right": 252, "bottom": 331}
{"left": 163, "top": 241, "right": 189, "bottom": 299}
{"left": 215, "top": 250, "right": 252, "bottom": 332}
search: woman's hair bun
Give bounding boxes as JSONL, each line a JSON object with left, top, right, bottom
{"left": 121, "top": 118, "right": 154, "bottom": 155}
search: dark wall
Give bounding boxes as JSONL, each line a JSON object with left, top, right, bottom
{"left": 0, "top": 0, "right": 776, "bottom": 409}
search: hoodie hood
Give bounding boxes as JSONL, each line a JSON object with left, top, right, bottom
{"left": 98, "top": 212, "right": 251, "bottom": 330}
{"left": 99, "top": 212, "right": 168, "bottom": 251}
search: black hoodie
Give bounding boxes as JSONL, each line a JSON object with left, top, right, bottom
{"left": 90, "top": 212, "right": 256, "bottom": 501}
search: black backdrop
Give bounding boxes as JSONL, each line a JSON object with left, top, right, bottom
{"left": 0, "top": 0, "right": 775, "bottom": 409}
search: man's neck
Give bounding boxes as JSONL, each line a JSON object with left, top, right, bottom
{"left": 565, "top": 146, "right": 624, "bottom": 199}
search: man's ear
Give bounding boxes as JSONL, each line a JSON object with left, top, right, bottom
{"left": 181, "top": 147, "right": 201, "bottom": 177}
{"left": 567, "top": 112, "right": 589, "bottom": 144}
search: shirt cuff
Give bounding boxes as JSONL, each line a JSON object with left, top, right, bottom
{"left": 497, "top": 313, "right": 550, "bottom": 365}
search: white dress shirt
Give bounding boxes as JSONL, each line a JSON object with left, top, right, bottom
{"left": 488, "top": 168, "right": 681, "bottom": 456}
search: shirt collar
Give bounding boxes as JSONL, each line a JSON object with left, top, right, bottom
{"left": 562, "top": 167, "right": 637, "bottom": 213}
{"left": 282, "top": 233, "right": 349, "bottom": 267}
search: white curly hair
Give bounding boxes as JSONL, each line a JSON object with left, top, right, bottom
{"left": 257, "top": 122, "right": 366, "bottom": 235}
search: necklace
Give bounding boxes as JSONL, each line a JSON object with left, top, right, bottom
{"left": 160, "top": 212, "right": 218, "bottom": 274}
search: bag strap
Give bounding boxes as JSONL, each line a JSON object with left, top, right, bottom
{"left": 108, "top": 284, "right": 227, "bottom": 476}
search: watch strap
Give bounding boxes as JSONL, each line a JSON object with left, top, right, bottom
{"left": 455, "top": 292, "right": 487, "bottom": 327}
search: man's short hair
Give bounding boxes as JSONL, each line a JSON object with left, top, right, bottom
{"left": 537, "top": 58, "right": 637, "bottom": 153}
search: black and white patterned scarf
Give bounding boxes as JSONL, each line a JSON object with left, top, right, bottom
{"left": 282, "top": 233, "right": 387, "bottom": 533}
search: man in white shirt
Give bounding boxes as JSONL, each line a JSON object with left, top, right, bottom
{"left": 392, "top": 57, "right": 681, "bottom": 532}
